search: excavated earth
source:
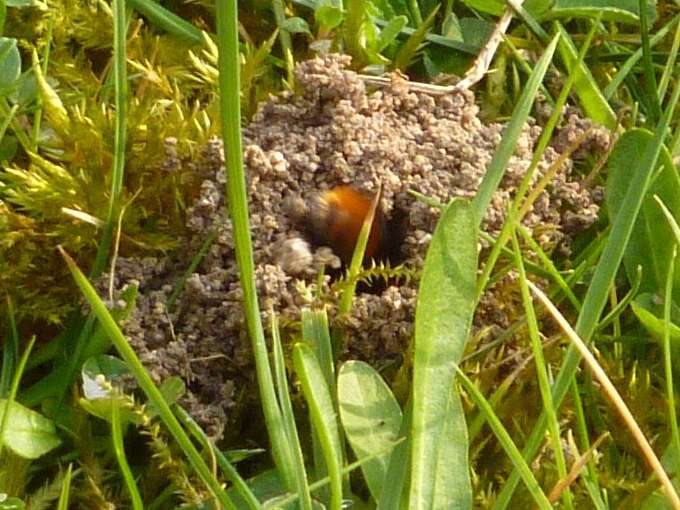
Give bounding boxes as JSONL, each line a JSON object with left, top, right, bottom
{"left": 101, "top": 55, "right": 610, "bottom": 439}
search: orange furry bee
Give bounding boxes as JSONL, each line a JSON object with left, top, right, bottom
{"left": 285, "top": 185, "right": 394, "bottom": 264}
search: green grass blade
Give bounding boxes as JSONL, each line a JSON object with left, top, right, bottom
{"left": 473, "top": 34, "right": 559, "bottom": 225}
{"left": 493, "top": 59, "right": 680, "bottom": 510}
{"left": 92, "top": 0, "right": 127, "bottom": 276}
{"left": 175, "top": 405, "right": 262, "bottom": 510}
{"left": 0, "top": 335, "right": 35, "bottom": 458}
{"left": 477, "top": 23, "right": 595, "bottom": 300}
{"left": 639, "top": 0, "right": 661, "bottom": 123}
{"left": 570, "top": 381, "right": 607, "bottom": 509}
{"left": 392, "top": 5, "right": 438, "bottom": 71}
{"left": 59, "top": 249, "right": 237, "bottom": 509}
{"left": 0, "top": 295, "right": 19, "bottom": 397}
{"left": 302, "top": 307, "right": 337, "bottom": 500}
{"left": 270, "top": 0, "right": 294, "bottom": 84}
{"left": 456, "top": 368, "right": 552, "bottom": 510}
{"left": 111, "top": 397, "right": 143, "bottom": 510}
{"left": 128, "top": 0, "right": 203, "bottom": 44}
{"left": 166, "top": 226, "right": 219, "bottom": 310}
{"left": 603, "top": 14, "right": 679, "bottom": 100}
{"left": 517, "top": 226, "right": 581, "bottom": 312}
{"left": 409, "top": 199, "right": 476, "bottom": 510}
{"left": 271, "top": 314, "right": 313, "bottom": 510}
{"left": 56, "top": 464, "right": 73, "bottom": 510}
{"left": 659, "top": 16, "right": 680, "bottom": 103}
{"left": 215, "top": 0, "right": 297, "bottom": 491}
{"left": 302, "top": 308, "right": 335, "bottom": 389}
{"left": 274, "top": 439, "right": 406, "bottom": 508}
{"left": 511, "top": 232, "right": 572, "bottom": 509}
{"left": 663, "top": 246, "right": 680, "bottom": 486}
{"left": 338, "top": 360, "right": 403, "bottom": 501}
{"left": 293, "top": 343, "right": 344, "bottom": 510}
{"left": 553, "top": 21, "right": 616, "bottom": 129}
{"left": 339, "top": 188, "right": 381, "bottom": 316}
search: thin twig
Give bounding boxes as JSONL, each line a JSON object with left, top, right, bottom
{"left": 547, "top": 432, "right": 610, "bottom": 503}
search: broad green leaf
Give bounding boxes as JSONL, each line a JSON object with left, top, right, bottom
{"left": 281, "top": 16, "right": 311, "bottom": 34}
{"left": 0, "top": 399, "right": 60, "bottom": 459}
{"left": 0, "top": 135, "right": 17, "bottom": 160}
{"left": 441, "top": 12, "right": 461, "bottom": 39}
{"left": 545, "top": 0, "right": 656, "bottom": 24}
{"left": 424, "top": 16, "right": 493, "bottom": 76}
{"left": 227, "top": 470, "right": 285, "bottom": 507}
{"left": 641, "top": 443, "right": 680, "bottom": 509}
{"left": 0, "top": 37, "right": 20, "bottom": 93}
{"left": 5, "top": 0, "right": 34, "bottom": 6}
{"left": 409, "top": 199, "right": 477, "bottom": 509}
{"left": 338, "top": 361, "right": 402, "bottom": 500}
{"left": 606, "top": 129, "right": 679, "bottom": 296}
{"left": 377, "top": 400, "right": 411, "bottom": 510}
{"left": 8, "top": 70, "right": 37, "bottom": 108}
{"left": 315, "top": 5, "right": 343, "bottom": 30}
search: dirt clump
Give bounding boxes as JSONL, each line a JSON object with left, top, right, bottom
{"left": 101, "top": 54, "right": 610, "bottom": 438}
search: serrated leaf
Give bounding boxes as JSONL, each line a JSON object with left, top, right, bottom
{"left": 146, "top": 377, "right": 186, "bottom": 418}
{"left": 376, "top": 15, "right": 407, "bottom": 52}
{"left": 393, "top": 5, "right": 439, "bottom": 71}
{"left": 0, "top": 399, "right": 60, "bottom": 459}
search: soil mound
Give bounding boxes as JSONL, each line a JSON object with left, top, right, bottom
{"left": 102, "top": 54, "right": 609, "bottom": 438}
